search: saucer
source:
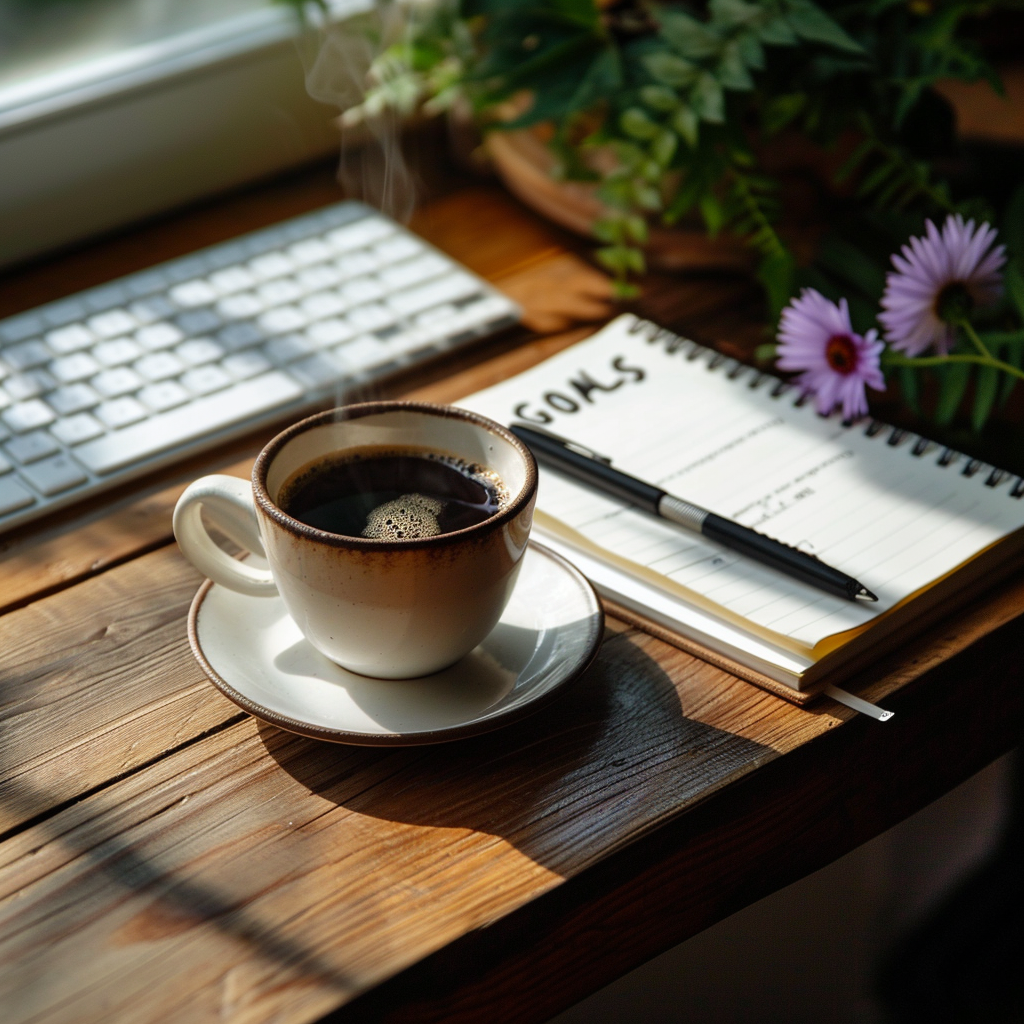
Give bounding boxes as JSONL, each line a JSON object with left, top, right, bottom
{"left": 187, "top": 542, "right": 604, "bottom": 745}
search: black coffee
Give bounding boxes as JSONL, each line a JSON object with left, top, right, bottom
{"left": 279, "top": 448, "right": 504, "bottom": 539}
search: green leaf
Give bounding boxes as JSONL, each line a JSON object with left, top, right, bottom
{"left": 899, "top": 365, "right": 920, "bottom": 415}
{"left": 761, "top": 93, "right": 805, "bottom": 134}
{"left": 717, "top": 41, "right": 754, "bottom": 90}
{"left": 692, "top": 73, "right": 725, "bottom": 123}
{"left": 659, "top": 10, "right": 723, "bottom": 59}
{"left": 640, "top": 85, "right": 678, "bottom": 112}
{"left": 642, "top": 52, "right": 698, "bottom": 88}
{"left": 934, "top": 363, "right": 971, "bottom": 425}
{"left": 971, "top": 364, "right": 999, "bottom": 432}
{"left": 736, "top": 31, "right": 765, "bottom": 71}
{"left": 620, "top": 108, "right": 660, "bottom": 140}
{"left": 754, "top": 342, "right": 778, "bottom": 363}
{"left": 834, "top": 138, "right": 875, "bottom": 184}
{"left": 651, "top": 129, "right": 678, "bottom": 168}
{"left": 783, "top": 0, "right": 864, "bottom": 54}
{"left": 759, "top": 249, "right": 797, "bottom": 322}
{"left": 708, "top": 0, "right": 762, "bottom": 27}
{"left": 671, "top": 105, "right": 699, "bottom": 146}
{"left": 624, "top": 215, "right": 649, "bottom": 244}
{"left": 700, "top": 194, "right": 726, "bottom": 235}
{"left": 757, "top": 14, "right": 797, "bottom": 46}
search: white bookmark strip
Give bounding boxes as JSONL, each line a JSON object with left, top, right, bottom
{"left": 824, "top": 684, "right": 894, "bottom": 721}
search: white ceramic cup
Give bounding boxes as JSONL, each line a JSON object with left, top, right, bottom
{"left": 173, "top": 401, "right": 537, "bottom": 678}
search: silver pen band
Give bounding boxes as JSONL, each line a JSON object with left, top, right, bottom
{"left": 657, "top": 494, "right": 709, "bottom": 533}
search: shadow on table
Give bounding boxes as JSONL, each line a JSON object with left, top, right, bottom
{"left": 259, "top": 627, "right": 771, "bottom": 876}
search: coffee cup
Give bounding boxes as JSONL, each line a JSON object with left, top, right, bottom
{"left": 173, "top": 401, "right": 537, "bottom": 678}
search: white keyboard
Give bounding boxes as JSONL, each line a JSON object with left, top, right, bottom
{"left": 0, "top": 202, "right": 520, "bottom": 534}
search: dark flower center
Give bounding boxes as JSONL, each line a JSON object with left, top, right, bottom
{"left": 825, "top": 334, "right": 858, "bottom": 375}
{"left": 935, "top": 282, "right": 974, "bottom": 324}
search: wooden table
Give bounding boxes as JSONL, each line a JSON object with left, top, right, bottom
{"left": 1, "top": 165, "right": 1021, "bottom": 1024}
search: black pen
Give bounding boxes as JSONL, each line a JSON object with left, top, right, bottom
{"left": 510, "top": 423, "right": 877, "bottom": 603}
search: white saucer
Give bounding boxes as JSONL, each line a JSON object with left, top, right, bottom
{"left": 188, "top": 542, "right": 603, "bottom": 745}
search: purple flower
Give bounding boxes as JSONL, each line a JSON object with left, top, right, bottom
{"left": 879, "top": 214, "right": 1006, "bottom": 356}
{"left": 776, "top": 289, "right": 885, "bottom": 420}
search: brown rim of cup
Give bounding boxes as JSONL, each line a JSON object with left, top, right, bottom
{"left": 252, "top": 400, "right": 539, "bottom": 550}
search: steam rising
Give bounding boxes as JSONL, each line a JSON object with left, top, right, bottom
{"left": 298, "top": 1, "right": 418, "bottom": 225}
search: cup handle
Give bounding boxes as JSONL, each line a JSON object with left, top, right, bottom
{"left": 173, "top": 475, "right": 278, "bottom": 597}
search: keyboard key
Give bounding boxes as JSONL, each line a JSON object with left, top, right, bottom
{"left": 222, "top": 350, "right": 272, "bottom": 380}
{"left": 95, "top": 397, "right": 147, "bottom": 428}
{"left": 347, "top": 303, "right": 395, "bottom": 332}
{"left": 209, "top": 267, "right": 256, "bottom": 294}
{"left": 135, "top": 352, "right": 185, "bottom": 381}
{"left": 129, "top": 297, "right": 176, "bottom": 324}
{"left": 92, "top": 367, "right": 143, "bottom": 397}
{"left": 176, "top": 338, "right": 224, "bottom": 366}
{"left": 334, "top": 252, "right": 378, "bottom": 279}
{"left": 76, "top": 371, "right": 304, "bottom": 474}
{"left": 47, "top": 383, "right": 101, "bottom": 415}
{"left": 138, "top": 380, "right": 189, "bottom": 412}
{"left": 88, "top": 309, "right": 138, "bottom": 339}
{"left": 5, "top": 339, "right": 53, "bottom": 370}
{"left": 325, "top": 218, "right": 393, "bottom": 252}
{"left": 0, "top": 476, "right": 35, "bottom": 515}
{"left": 295, "top": 265, "right": 342, "bottom": 293}
{"left": 217, "top": 322, "right": 264, "bottom": 351}
{"left": 46, "top": 324, "right": 95, "bottom": 354}
{"left": 306, "top": 318, "right": 354, "bottom": 347}
{"left": 5, "top": 429, "right": 61, "bottom": 463}
{"left": 389, "top": 273, "right": 481, "bottom": 316}
{"left": 263, "top": 334, "right": 312, "bottom": 364}
{"left": 20, "top": 453, "right": 89, "bottom": 496}
{"left": 379, "top": 253, "right": 448, "bottom": 290}
{"left": 94, "top": 338, "right": 143, "bottom": 366}
{"left": 258, "top": 279, "right": 303, "bottom": 306}
{"left": 289, "top": 353, "right": 347, "bottom": 388}
{"left": 177, "top": 309, "right": 222, "bottom": 335}
{"left": 180, "top": 365, "right": 232, "bottom": 396}
{"left": 248, "top": 252, "right": 293, "bottom": 280}
{"left": 170, "top": 280, "right": 218, "bottom": 307}
{"left": 217, "top": 293, "right": 265, "bottom": 319}
{"left": 3, "top": 400, "right": 55, "bottom": 432}
{"left": 288, "top": 239, "right": 333, "bottom": 265}
{"left": 335, "top": 335, "right": 392, "bottom": 372}
{"left": 301, "top": 292, "right": 346, "bottom": 320}
{"left": 51, "top": 412, "right": 104, "bottom": 445}
{"left": 259, "top": 306, "right": 308, "bottom": 334}
{"left": 374, "top": 235, "right": 423, "bottom": 264}
{"left": 136, "top": 322, "right": 184, "bottom": 351}
{"left": 5, "top": 370, "right": 55, "bottom": 401}
{"left": 52, "top": 353, "right": 101, "bottom": 383}
{"left": 341, "top": 279, "right": 385, "bottom": 304}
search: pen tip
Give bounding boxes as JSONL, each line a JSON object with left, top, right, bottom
{"left": 856, "top": 586, "right": 878, "bottom": 602}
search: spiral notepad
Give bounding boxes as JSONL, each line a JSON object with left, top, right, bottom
{"left": 459, "top": 314, "right": 1024, "bottom": 697}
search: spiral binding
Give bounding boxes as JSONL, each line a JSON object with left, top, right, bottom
{"left": 626, "top": 315, "right": 1023, "bottom": 498}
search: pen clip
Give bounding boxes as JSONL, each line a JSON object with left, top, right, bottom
{"left": 511, "top": 423, "right": 613, "bottom": 464}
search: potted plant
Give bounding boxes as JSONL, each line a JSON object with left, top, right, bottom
{"left": 305, "top": 0, "right": 1024, "bottom": 439}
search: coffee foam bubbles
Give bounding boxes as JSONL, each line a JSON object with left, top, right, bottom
{"left": 363, "top": 494, "right": 444, "bottom": 539}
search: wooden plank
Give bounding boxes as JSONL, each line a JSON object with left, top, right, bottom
{"left": 4, "top": 422, "right": 1024, "bottom": 835}
{"left": 0, "top": 545, "right": 239, "bottom": 835}
{"left": 1, "top": 579, "right": 1020, "bottom": 1024}
{"left": 0, "top": 622, "right": 802, "bottom": 1024}
{"left": 337, "top": 609, "right": 1024, "bottom": 1024}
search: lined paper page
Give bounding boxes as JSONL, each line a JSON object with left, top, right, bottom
{"left": 460, "top": 316, "right": 1024, "bottom": 647}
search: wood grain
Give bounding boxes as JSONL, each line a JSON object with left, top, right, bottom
{"left": 0, "top": 168, "right": 1021, "bottom": 1024}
